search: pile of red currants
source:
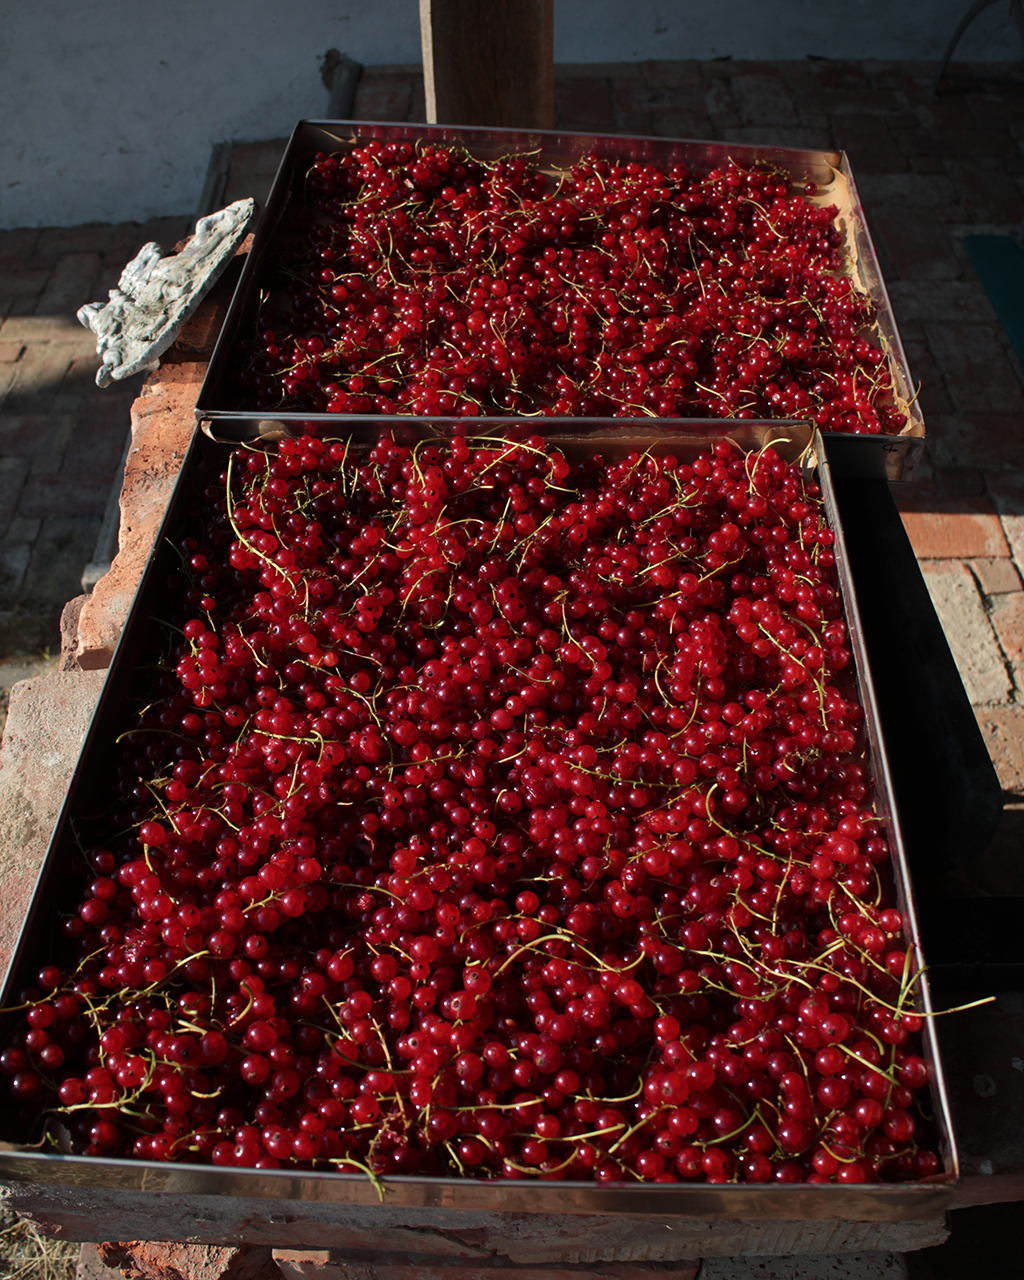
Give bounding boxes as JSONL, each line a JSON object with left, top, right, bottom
{"left": 0, "top": 433, "right": 940, "bottom": 1185}
{"left": 235, "top": 142, "right": 905, "bottom": 433}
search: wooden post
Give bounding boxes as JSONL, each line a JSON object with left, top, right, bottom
{"left": 419, "top": 0, "right": 554, "bottom": 129}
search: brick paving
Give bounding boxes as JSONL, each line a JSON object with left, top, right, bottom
{"left": 3, "top": 57, "right": 1024, "bottom": 882}
{"left": 0, "top": 215, "right": 190, "bottom": 656}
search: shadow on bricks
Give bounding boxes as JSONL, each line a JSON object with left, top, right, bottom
{"left": 0, "top": 211, "right": 192, "bottom": 658}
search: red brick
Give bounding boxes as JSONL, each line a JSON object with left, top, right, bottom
{"left": 76, "top": 386, "right": 136, "bottom": 431}
{"left": 96, "top": 1241, "right": 273, "bottom": 1280}
{"left": 875, "top": 64, "right": 937, "bottom": 97}
{"left": 935, "top": 466, "right": 986, "bottom": 497}
{"left": 894, "top": 127, "right": 1018, "bottom": 161}
{"left": 929, "top": 413, "right": 1024, "bottom": 471}
{"left": 172, "top": 299, "right": 229, "bottom": 359}
{"left": 139, "top": 214, "right": 196, "bottom": 245}
{"left": 33, "top": 223, "right": 128, "bottom": 264}
{"left": 0, "top": 670, "right": 107, "bottom": 980}
{"left": 871, "top": 206, "right": 957, "bottom": 280}
{"left": 0, "top": 227, "right": 40, "bottom": 270}
{"left": 59, "top": 594, "right": 88, "bottom": 672}
{"left": 923, "top": 92, "right": 978, "bottom": 131}
{"left": 75, "top": 1242, "right": 123, "bottom": 1279}
{"left": 0, "top": 414, "right": 75, "bottom": 458}
{"left": 886, "top": 281, "right": 995, "bottom": 325}
{"left": 721, "top": 125, "right": 835, "bottom": 151}
{"left": 28, "top": 444, "right": 63, "bottom": 476}
{"left": 855, "top": 171, "right": 960, "bottom": 209}
{"left": 409, "top": 77, "right": 427, "bottom": 124}
{"left": 818, "top": 87, "right": 908, "bottom": 116}
{"left": 975, "top": 705, "right": 1024, "bottom": 797}
{"left": 75, "top": 360, "right": 202, "bottom": 667}
{"left": 353, "top": 71, "right": 414, "bottom": 122}
{"left": 621, "top": 74, "right": 708, "bottom": 120}
{"left": 641, "top": 59, "right": 702, "bottom": 91}
{"left": 25, "top": 512, "right": 104, "bottom": 601}
{"left": 59, "top": 353, "right": 102, "bottom": 399}
{"left": 703, "top": 79, "right": 741, "bottom": 127}
{"left": 556, "top": 75, "right": 614, "bottom": 132}
{"left": 830, "top": 114, "right": 906, "bottom": 173}
{"left": 2, "top": 344, "right": 77, "bottom": 413}
{"left": 0, "top": 362, "right": 17, "bottom": 406}
{"left": 611, "top": 79, "right": 654, "bottom": 133}
{"left": 970, "top": 557, "right": 1022, "bottom": 594}
{"left": 652, "top": 113, "right": 717, "bottom": 140}
{"left": 36, "top": 251, "right": 102, "bottom": 315}
{"left": 775, "top": 67, "right": 829, "bottom": 127}
{"left": 901, "top": 337, "right": 954, "bottom": 416}
{"left": 946, "top": 160, "right": 1024, "bottom": 223}
{"left": 15, "top": 472, "right": 112, "bottom": 519}
{"left": 892, "top": 469, "right": 938, "bottom": 503}
{"left": 223, "top": 139, "right": 290, "bottom": 208}
{"left": 94, "top": 223, "right": 155, "bottom": 270}
{"left": 983, "top": 467, "right": 1024, "bottom": 524}
{"left": 965, "top": 86, "right": 1024, "bottom": 128}
{"left": 702, "top": 59, "right": 798, "bottom": 80}
{"left": 729, "top": 74, "right": 797, "bottom": 127}
{"left": 0, "top": 456, "right": 31, "bottom": 537}
{"left": 808, "top": 61, "right": 871, "bottom": 92}
{"left": 897, "top": 499, "right": 1011, "bottom": 558}
{"left": 0, "top": 314, "right": 92, "bottom": 343}
{"left": 0, "top": 268, "right": 51, "bottom": 304}
{"left": 918, "top": 557, "right": 1012, "bottom": 704}
{"left": 989, "top": 590, "right": 1024, "bottom": 671}
{"left": 98, "top": 216, "right": 194, "bottom": 271}
{"left": 906, "top": 148, "right": 947, "bottom": 176}
{"left": 61, "top": 393, "right": 132, "bottom": 475}
{"left": 898, "top": 318, "right": 927, "bottom": 341}
{"left": 925, "top": 325, "right": 1024, "bottom": 415}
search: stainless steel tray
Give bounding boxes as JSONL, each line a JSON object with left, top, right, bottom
{"left": 194, "top": 121, "right": 925, "bottom": 482}
{"left": 0, "top": 421, "right": 954, "bottom": 1219}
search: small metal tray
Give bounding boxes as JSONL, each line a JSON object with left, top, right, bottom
{"left": 194, "top": 120, "right": 925, "bottom": 483}
{"left": 0, "top": 421, "right": 954, "bottom": 1220}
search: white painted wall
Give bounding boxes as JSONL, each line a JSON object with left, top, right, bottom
{"left": 0, "top": 1, "right": 1019, "bottom": 231}
{"left": 0, "top": 1, "right": 419, "bottom": 230}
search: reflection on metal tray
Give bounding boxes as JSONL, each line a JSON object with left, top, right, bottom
{"left": 0, "top": 422, "right": 955, "bottom": 1217}
{"left": 193, "top": 121, "right": 924, "bottom": 483}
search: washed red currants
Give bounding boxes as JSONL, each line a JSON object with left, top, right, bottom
{"left": 235, "top": 143, "right": 905, "bottom": 435}
{"left": 1, "top": 433, "right": 939, "bottom": 1185}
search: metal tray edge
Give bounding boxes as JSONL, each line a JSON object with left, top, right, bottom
{"left": 0, "top": 424, "right": 958, "bottom": 1215}
{"left": 818, "top": 437, "right": 960, "bottom": 1186}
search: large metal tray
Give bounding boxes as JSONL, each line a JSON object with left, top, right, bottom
{"left": 0, "top": 421, "right": 954, "bottom": 1220}
{"left": 194, "top": 121, "right": 925, "bottom": 482}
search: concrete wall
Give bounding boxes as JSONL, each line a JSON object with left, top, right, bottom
{"left": 1, "top": 0, "right": 1020, "bottom": 231}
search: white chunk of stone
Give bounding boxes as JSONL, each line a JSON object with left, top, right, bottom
{"left": 77, "top": 198, "right": 255, "bottom": 387}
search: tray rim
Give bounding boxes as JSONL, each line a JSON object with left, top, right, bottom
{"left": 0, "top": 422, "right": 956, "bottom": 1216}
{"left": 193, "top": 118, "right": 925, "bottom": 462}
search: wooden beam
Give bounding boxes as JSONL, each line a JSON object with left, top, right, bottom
{"left": 419, "top": 0, "right": 554, "bottom": 129}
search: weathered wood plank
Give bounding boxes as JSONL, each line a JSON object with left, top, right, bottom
{"left": 0, "top": 1184, "right": 948, "bottom": 1259}
{"left": 419, "top": 0, "right": 554, "bottom": 129}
